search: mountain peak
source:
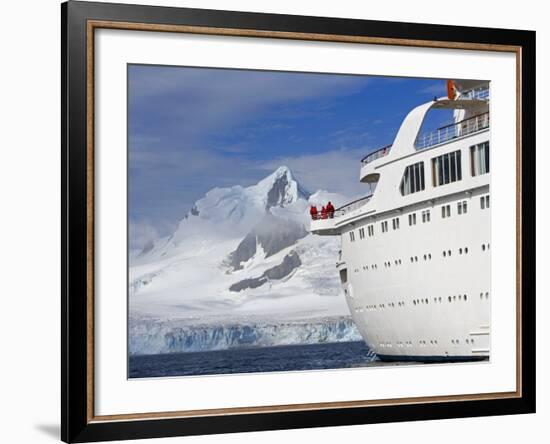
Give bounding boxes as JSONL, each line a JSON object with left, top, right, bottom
{"left": 256, "top": 166, "right": 310, "bottom": 209}
{"left": 273, "top": 165, "right": 292, "bottom": 177}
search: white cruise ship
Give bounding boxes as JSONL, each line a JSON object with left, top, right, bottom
{"left": 311, "top": 80, "right": 490, "bottom": 362}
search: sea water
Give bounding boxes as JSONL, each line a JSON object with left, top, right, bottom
{"left": 129, "top": 341, "right": 378, "bottom": 378}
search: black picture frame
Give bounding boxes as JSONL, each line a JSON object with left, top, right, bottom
{"left": 62, "top": 1, "right": 536, "bottom": 442}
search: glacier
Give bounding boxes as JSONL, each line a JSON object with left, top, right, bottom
{"left": 129, "top": 316, "right": 362, "bottom": 355}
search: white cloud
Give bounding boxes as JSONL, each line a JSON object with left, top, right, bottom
{"left": 129, "top": 66, "right": 369, "bottom": 143}
{"left": 129, "top": 220, "right": 164, "bottom": 252}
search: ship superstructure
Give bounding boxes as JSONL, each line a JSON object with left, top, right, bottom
{"left": 311, "top": 80, "right": 490, "bottom": 361}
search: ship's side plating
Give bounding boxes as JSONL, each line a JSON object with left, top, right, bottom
{"left": 311, "top": 81, "right": 490, "bottom": 361}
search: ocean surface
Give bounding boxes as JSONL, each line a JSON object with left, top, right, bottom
{"left": 129, "top": 341, "right": 378, "bottom": 378}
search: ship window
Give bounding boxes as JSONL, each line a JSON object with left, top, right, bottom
{"left": 457, "top": 200, "right": 468, "bottom": 215}
{"left": 432, "top": 150, "right": 462, "bottom": 187}
{"left": 392, "top": 217, "right": 400, "bottom": 230}
{"left": 408, "top": 213, "right": 417, "bottom": 226}
{"left": 349, "top": 231, "right": 355, "bottom": 242}
{"left": 470, "top": 141, "right": 490, "bottom": 176}
{"left": 400, "top": 161, "right": 425, "bottom": 195}
{"left": 381, "top": 221, "right": 388, "bottom": 233}
{"left": 359, "top": 227, "right": 365, "bottom": 239}
{"left": 422, "top": 209, "right": 431, "bottom": 223}
{"left": 339, "top": 269, "right": 348, "bottom": 284}
{"left": 367, "top": 225, "right": 374, "bottom": 236}
{"left": 480, "top": 195, "right": 490, "bottom": 209}
{"left": 441, "top": 204, "right": 451, "bottom": 218}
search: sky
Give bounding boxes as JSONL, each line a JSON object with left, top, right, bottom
{"left": 128, "top": 64, "right": 454, "bottom": 250}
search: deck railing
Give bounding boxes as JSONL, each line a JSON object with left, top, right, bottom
{"left": 361, "top": 144, "right": 392, "bottom": 165}
{"left": 312, "top": 195, "right": 372, "bottom": 221}
{"left": 414, "top": 112, "right": 490, "bottom": 150}
{"left": 457, "top": 86, "right": 490, "bottom": 101}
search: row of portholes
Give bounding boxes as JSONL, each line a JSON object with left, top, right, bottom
{"left": 360, "top": 292, "right": 479, "bottom": 311}
{"left": 448, "top": 294, "right": 468, "bottom": 302}
{"left": 358, "top": 291, "right": 487, "bottom": 312}
{"left": 419, "top": 340, "right": 439, "bottom": 347}
{"left": 381, "top": 338, "right": 476, "bottom": 349}
{"left": 384, "top": 260, "right": 403, "bottom": 268}
{"left": 358, "top": 301, "right": 407, "bottom": 312}
{"left": 443, "top": 244, "right": 489, "bottom": 257}
{"left": 451, "top": 338, "right": 476, "bottom": 345}
{"left": 358, "top": 243, "right": 487, "bottom": 272}
{"left": 413, "top": 298, "right": 429, "bottom": 305}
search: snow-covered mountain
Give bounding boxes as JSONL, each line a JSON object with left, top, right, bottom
{"left": 129, "top": 166, "right": 358, "bottom": 354}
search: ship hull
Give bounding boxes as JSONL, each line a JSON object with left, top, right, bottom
{"left": 339, "top": 186, "right": 491, "bottom": 361}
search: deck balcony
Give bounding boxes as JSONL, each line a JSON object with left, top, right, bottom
{"left": 414, "top": 112, "right": 490, "bottom": 150}
{"left": 310, "top": 195, "right": 372, "bottom": 235}
{"left": 457, "top": 86, "right": 490, "bottom": 101}
{"left": 360, "top": 144, "right": 392, "bottom": 166}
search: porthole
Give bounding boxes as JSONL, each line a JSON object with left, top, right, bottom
{"left": 485, "top": 292, "right": 489, "bottom": 299}
{"left": 459, "top": 248, "right": 463, "bottom": 254}
{"left": 448, "top": 296, "right": 452, "bottom": 302}
{"left": 465, "top": 247, "right": 469, "bottom": 254}
{"left": 453, "top": 295, "right": 457, "bottom": 301}
{"left": 428, "top": 254, "right": 432, "bottom": 259}
{"left": 448, "top": 250, "right": 452, "bottom": 256}
{"left": 443, "top": 251, "right": 446, "bottom": 257}
{"left": 414, "top": 256, "right": 418, "bottom": 262}
{"left": 459, "top": 295, "right": 462, "bottom": 300}
{"left": 464, "top": 294, "right": 468, "bottom": 301}
{"left": 482, "top": 244, "right": 486, "bottom": 251}
{"left": 424, "top": 254, "right": 427, "bottom": 260}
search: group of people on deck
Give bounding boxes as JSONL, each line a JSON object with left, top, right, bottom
{"left": 310, "top": 202, "right": 335, "bottom": 220}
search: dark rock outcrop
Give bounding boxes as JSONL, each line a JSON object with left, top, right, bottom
{"left": 229, "top": 251, "right": 302, "bottom": 292}
{"left": 228, "top": 214, "right": 307, "bottom": 270}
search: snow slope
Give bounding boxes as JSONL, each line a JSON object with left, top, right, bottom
{"left": 129, "top": 166, "right": 358, "bottom": 353}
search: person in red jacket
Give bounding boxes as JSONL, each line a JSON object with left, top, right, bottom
{"left": 321, "top": 206, "right": 327, "bottom": 219}
{"left": 326, "top": 201, "right": 335, "bottom": 218}
{"left": 309, "top": 205, "right": 318, "bottom": 220}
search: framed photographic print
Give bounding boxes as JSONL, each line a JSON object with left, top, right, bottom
{"left": 61, "top": 1, "right": 536, "bottom": 442}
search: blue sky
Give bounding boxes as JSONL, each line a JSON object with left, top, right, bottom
{"left": 128, "top": 64, "right": 452, "bottom": 249}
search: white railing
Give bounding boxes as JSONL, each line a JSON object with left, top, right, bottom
{"left": 414, "top": 112, "right": 490, "bottom": 150}
{"left": 361, "top": 144, "right": 392, "bottom": 165}
{"left": 311, "top": 195, "right": 372, "bottom": 221}
{"left": 335, "top": 195, "right": 372, "bottom": 217}
{"left": 458, "top": 86, "right": 490, "bottom": 101}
